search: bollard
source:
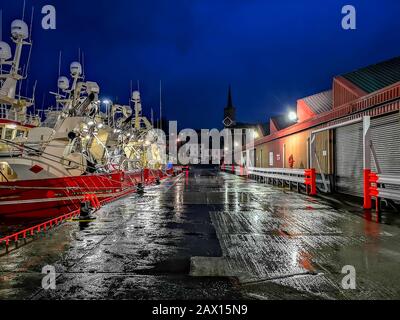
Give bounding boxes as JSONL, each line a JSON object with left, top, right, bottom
{"left": 137, "top": 183, "right": 145, "bottom": 194}
{"left": 79, "top": 201, "right": 91, "bottom": 219}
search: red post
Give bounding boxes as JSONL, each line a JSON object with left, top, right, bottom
{"left": 304, "top": 169, "right": 317, "bottom": 196}
{"left": 363, "top": 169, "right": 372, "bottom": 209}
{"left": 310, "top": 168, "right": 317, "bottom": 196}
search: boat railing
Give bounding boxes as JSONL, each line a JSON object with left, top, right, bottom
{"left": 0, "top": 105, "right": 18, "bottom": 121}
{"left": 0, "top": 104, "right": 40, "bottom": 126}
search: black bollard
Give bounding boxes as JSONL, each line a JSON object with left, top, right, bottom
{"left": 79, "top": 201, "right": 91, "bottom": 219}
{"left": 137, "top": 183, "right": 145, "bottom": 194}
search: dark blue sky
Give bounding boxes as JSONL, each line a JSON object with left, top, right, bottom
{"left": 2, "top": 0, "right": 400, "bottom": 129}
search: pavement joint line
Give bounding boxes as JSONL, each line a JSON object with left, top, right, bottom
{"left": 1, "top": 271, "right": 202, "bottom": 276}
{"left": 239, "top": 271, "right": 322, "bottom": 286}
{"left": 211, "top": 232, "right": 344, "bottom": 237}
{"left": 244, "top": 293, "right": 270, "bottom": 300}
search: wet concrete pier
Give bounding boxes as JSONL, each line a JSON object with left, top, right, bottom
{"left": 0, "top": 167, "right": 399, "bottom": 300}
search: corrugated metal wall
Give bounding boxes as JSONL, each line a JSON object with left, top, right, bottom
{"left": 371, "top": 112, "right": 400, "bottom": 193}
{"left": 335, "top": 122, "right": 364, "bottom": 196}
{"left": 335, "top": 112, "right": 400, "bottom": 197}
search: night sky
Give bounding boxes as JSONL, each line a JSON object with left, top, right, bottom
{"left": 2, "top": 0, "right": 400, "bottom": 129}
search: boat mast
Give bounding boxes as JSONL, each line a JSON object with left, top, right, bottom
{"left": 159, "top": 80, "right": 162, "bottom": 130}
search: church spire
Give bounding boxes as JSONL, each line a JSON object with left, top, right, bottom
{"left": 223, "top": 85, "right": 236, "bottom": 127}
{"left": 226, "top": 84, "right": 234, "bottom": 109}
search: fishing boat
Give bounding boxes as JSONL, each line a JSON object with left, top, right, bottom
{"left": 0, "top": 19, "right": 40, "bottom": 182}
{"left": 0, "top": 25, "right": 169, "bottom": 219}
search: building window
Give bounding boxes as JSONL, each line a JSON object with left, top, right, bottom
{"left": 0, "top": 127, "right": 3, "bottom": 138}
{"left": 269, "top": 152, "right": 274, "bottom": 166}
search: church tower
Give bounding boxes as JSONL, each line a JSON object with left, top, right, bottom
{"left": 223, "top": 85, "right": 236, "bottom": 127}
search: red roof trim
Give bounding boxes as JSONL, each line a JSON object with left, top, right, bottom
{"left": 297, "top": 99, "right": 316, "bottom": 122}
{"left": 251, "top": 81, "right": 400, "bottom": 148}
{"left": 334, "top": 76, "right": 368, "bottom": 99}
{"left": 269, "top": 118, "right": 279, "bottom": 133}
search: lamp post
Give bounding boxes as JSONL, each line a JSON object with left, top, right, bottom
{"left": 102, "top": 99, "right": 111, "bottom": 125}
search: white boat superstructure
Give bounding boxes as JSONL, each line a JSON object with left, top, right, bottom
{"left": 0, "top": 19, "right": 40, "bottom": 126}
{"left": 0, "top": 19, "right": 40, "bottom": 181}
{"left": 112, "top": 90, "right": 166, "bottom": 171}
{"left": 0, "top": 60, "right": 115, "bottom": 180}
{"left": 0, "top": 18, "right": 166, "bottom": 182}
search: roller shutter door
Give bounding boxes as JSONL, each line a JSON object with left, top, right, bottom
{"left": 335, "top": 112, "right": 400, "bottom": 197}
{"left": 371, "top": 112, "right": 400, "bottom": 194}
{"left": 335, "top": 122, "right": 364, "bottom": 196}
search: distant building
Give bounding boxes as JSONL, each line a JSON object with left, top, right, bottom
{"left": 222, "top": 86, "right": 266, "bottom": 166}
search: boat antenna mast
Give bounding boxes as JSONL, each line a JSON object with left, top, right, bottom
{"left": 22, "top": 0, "right": 26, "bottom": 21}
{"left": 0, "top": 9, "right": 2, "bottom": 41}
{"left": 159, "top": 80, "right": 162, "bottom": 130}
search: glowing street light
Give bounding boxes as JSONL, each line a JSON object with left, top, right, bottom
{"left": 288, "top": 111, "right": 298, "bottom": 122}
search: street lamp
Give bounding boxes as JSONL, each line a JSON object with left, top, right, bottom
{"left": 288, "top": 111, "right": 298, "bottom": 122}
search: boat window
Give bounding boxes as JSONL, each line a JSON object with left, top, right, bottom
{"left": 16, "top": 130, "right": 25, "bottom": 138}
{"left": 5, "top": 129, "right": 14, "bottom": 140}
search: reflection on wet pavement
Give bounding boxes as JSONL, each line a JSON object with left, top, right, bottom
{"left": 0, "top": 167, "right": 399, "bottom": 300}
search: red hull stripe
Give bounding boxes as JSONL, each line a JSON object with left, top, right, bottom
{"left": 0, "top": 170, "right": 167, "bottom": 218}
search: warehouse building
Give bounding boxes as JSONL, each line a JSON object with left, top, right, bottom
{"left": 248, "top": 56, "right": 400, "bottom": 198}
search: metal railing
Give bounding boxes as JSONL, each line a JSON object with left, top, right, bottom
{"left": 221, "top": 165, "right": 317, "bottom": 195}
{"left": 0, "top": 105, "right": 40, "bottom": 126}
{"left": 247, "top": 167, "right": 306, "bottom": 183}
{"left": 0, "top": 209, "right": 80, "bottom": 255}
